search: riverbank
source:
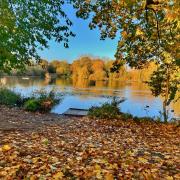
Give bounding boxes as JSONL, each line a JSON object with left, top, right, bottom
{"left": 0, "top": 106, "right": 179, "bottom": 179}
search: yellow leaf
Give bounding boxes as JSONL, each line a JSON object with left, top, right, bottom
{"left": 121, "top": 31, "right": 127, "bottom": 38}
{"left": 30, "top": 176, "right": 36, "bottom": 180}
{"left": 136, "top": 28, "right": 143, "bottom": 36}
{"left": 105, "top": 173, "right": 114, "bottom": 180}
{"left": 95, "top": 164, "right": 102, "bottom": 170}
{"left": 2, "top": 144, "right": 11, "bottom": 152}
{"left": 96, "top": 172, "right": 102, "bottom": 179}
{"left": 53, "top": 172, "right": 64, "bottom": 179}
{"left": 138, "top": 157, "right": 148, "bottom": 163}
{"left": 166, "top": 176, "right": 173, "bottom": 180}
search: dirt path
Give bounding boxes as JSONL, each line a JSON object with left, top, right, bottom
{"left": 0, "top": 106, "right": 74, "bottom": 132}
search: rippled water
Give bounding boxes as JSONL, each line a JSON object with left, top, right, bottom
{"left": 0, "top": 76, "right": 179, "bottom": 119}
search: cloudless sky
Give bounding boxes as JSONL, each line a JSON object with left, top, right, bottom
{"left": 38, "top": 4, "right": 119, "bottom": 63}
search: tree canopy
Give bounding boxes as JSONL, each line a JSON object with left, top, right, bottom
{"left": 73, "top": 0, "right": 179, "bottom": 67}
{"left": 0, "top": 0, "right": 74, "bottom": 72}
{"left": 1, "top": 0, "right": 179, "bottom": 71}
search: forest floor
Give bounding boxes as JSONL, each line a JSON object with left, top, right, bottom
{"left": 0, "top": 106, "right": 179, "bottom": 179}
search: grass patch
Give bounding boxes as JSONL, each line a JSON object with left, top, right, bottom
{"left": 0, "top": 88, "right": 22, "bottom": 107}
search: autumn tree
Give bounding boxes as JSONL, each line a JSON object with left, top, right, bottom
{"left": 39, "top": 59, "right": 49, "bottom": 70}
{"left": 148, "top": 53, "right": 179, "bottom": 122}
{"left": 0, "top": 0, "right": 74, "bottom": 72}
{"left": 72, "top": 56, "right": 92, "bottom": 79}
{"left": 50, "top": 61, "right": 61, "bottom": 69}
{"left": 56, "top": 61, "right": 71, "bottom": 77}
{"left": 72, "top": 0, "right": 180, "bottom": 121}
{"left": 90, "top": 59, "right": 107, "bottom": 80}
{"left": 105, "top": 60, "right": 127, "bottom": 80}
{"left": 91, "top": 59, "right": 104, "bottom": 72}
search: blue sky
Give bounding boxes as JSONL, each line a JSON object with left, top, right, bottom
{"left": 38, "top": 4, "right": 119, "bottom": 63}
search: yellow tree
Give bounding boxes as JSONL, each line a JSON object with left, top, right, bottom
{"left": 56, "top": 61, "right": 71, "bottom": 77}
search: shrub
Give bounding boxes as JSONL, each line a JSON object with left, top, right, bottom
{"left": 133, "top": 116, "right": 154, "bottom": 123}
{"left": 88, "top": 97, "right": 123, "bottom": 119}
{"left": 24, "top": 99, "right": 40, "bottom": 112}
{"left": 24, "top": 89, "right": 63, "bottom": 112}
{"left": 0, "top": 88, "right": 22, "bottom": 106}
{"left": 121, "top": 113, "right": 133, "bottom": 120}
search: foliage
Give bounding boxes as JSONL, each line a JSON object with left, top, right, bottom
{"left": 73, "top": 0, "right": 179, "bottom": 66}
{"left": 133, "top": 116, "right": 154, "bottom": 123}
{"left": 149, "top": 65, "right": 179, "bottom": 105}
{"left": 0, "top": 87, "right": 62, "bottom": 112}
{"left": 0, "top": 0, "right": 75, "bottom": 72}
{"left": 15, "top": 65, "right": 46, "bottom": 77}
{"left": 148, "top": 55, "right": 179, "bottom": 121}
{"left": 2, "top": 55, "right": 158, "bottom": 82}
{"left": 47, "top": 65, "right": 56, "bottom": 74}
{"left": 24, "top": 89, "right": 63, "bottom": 112}
{"left": 88, "top": 97, "right": 123, "bottom": 119}
{"left": 120, "top": 113, "right": 133, "bottom": 120}
{"left": 0, "top": 88, "right": 22, "bottom": 106}
{"left": 89, "top": 70, "right": 107, "bottom": 81}
{"left": 72, "top": 0, "right": 180, "bottom": 122}
{"left": 24, "top": 99, "right": 40, "bottom": 112}
{"left": 56, "top": 61, "right": 71, "bottom": 77}
{"left": 39, "top": 59, "right": 49, "bottom": 69}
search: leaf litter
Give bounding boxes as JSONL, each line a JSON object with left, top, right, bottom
{"left": 0, "top": 107, "right": 179, "bottom": 179}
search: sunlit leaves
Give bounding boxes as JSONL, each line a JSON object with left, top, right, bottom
{"left": 0, "top": 0, "right": 75, "bottom": 72}
{"left": 72, "top": 0, "right": 179, "bottom": 67}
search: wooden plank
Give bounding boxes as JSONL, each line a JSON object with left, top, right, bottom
{"left": 63, "top": 108, "right": 89, "bottom": 116}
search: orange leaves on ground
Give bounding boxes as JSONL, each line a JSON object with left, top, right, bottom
{"left": 0, "top": 117, "right": 179, "bottom": 179}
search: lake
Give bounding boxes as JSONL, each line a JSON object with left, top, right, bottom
{"left": 0, "top": 76, "right": 179, "bottom": 119}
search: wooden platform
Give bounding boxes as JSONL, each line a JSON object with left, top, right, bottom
{"left": 62, "top": 108, "right": 89, "bottom": 117}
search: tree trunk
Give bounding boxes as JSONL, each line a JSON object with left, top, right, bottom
{"left": 163, "top": 100, "right": 168, "bottom": 123}
{"left": 163, "top": 65, "right": 170, "bottom": 122}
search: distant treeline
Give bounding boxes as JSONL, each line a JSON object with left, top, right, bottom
{"left": 1, "top": 56, "right": 157, "bottom": 82}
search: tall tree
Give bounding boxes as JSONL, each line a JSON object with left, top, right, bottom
{"left": 0, "top": 0, "right": 75, "bottom": 72}
{"left": 72, "top": 0, "right": 180, "bottom": 121}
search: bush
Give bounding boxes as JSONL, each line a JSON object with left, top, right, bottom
{"left": 0, "top": 88, "right": 22, "bottom": 106}
{"left": 121, "top": 113, "right": 133, "bottom": 120}
{"left": 88, "top": 97, "right": 123, "bottom": 119}
{"left": 24, "top": 89, "right": 63, "bottom": 112}
{"left": 24, "top": 99, "right": 40, "bottom": 112}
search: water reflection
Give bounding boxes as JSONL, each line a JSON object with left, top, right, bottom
{"left": 0, "top": 76, "right": 179, "bottom": 118}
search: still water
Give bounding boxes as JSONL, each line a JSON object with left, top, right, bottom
{"left": 0, "top": 76, "right": 179, "bottom": 119}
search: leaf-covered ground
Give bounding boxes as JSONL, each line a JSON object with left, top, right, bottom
{"left": 0, "top": 106, "right": 179, "bottom": 179}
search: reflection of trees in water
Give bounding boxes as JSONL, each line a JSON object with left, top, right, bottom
{"left": 2, "top": 77, "right": 46, "bottom": 88}
{"left": 55, "top": 78, "right": 72, "bottom": 87}
{"left": 72, "top": 77, "right": 89, "bottom": 88}
{"left": 127, "top": 81, "right": 155, "bottom": 102}
{"left": 2, "top": 76, "right": 179, "bottom": 117}
{"left": 55, "top": 78, "right": 72, "bottom": 92}
{"left": 71, "top": 77, "right": 126, "bottom": 97}
{"left": 108, "top": 80, "right": 126, "bottom": 90}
